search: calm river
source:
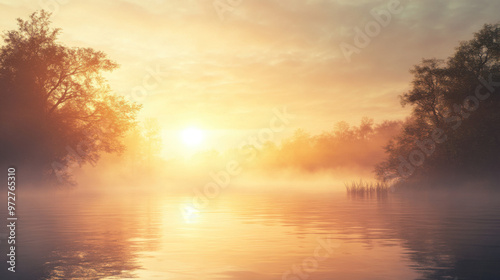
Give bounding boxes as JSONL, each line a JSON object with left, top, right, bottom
{"left": 1, "top": 187, "right": 499, "bottom": 280}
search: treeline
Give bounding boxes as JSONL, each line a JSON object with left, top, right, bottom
{"left": 375, "top": 23, "right": 500, "bottom": 186}
{"left": 178, "top": 118, "right": 402, "bottom": 176}
{"left": 84, "top": 117, "right": 402, "bottom": 187}
{"left": 245, "top": 118, "right": 401, "bottom": 172}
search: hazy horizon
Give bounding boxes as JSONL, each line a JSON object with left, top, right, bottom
{"left": 2, "top": 0, "right": 499, "bottom": 158}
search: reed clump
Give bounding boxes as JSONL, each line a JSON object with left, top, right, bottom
{"left": 344, "top": 180, "right": 391, "bottom": 198}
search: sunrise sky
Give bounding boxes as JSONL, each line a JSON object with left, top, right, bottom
{"left": 1, "top": 0, "right": 499, "bottom": 158}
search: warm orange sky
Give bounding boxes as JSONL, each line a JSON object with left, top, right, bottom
{"left": 1, "top": 0, "right": 499, "bottom": 157}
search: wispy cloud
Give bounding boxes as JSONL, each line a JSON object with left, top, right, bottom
{"left": 1, "top": 0, "right": 498, "bottom": 137}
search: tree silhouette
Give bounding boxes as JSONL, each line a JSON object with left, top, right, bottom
{"left": 0, "top": 11, "right": 141, "bottom": 184}
{"left": 376, "top": 23, "right": 500, "bottom": 186}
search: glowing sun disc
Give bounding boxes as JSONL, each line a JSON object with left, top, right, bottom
{"left": 181, "top": 127, "right": 204, "bottom": 147}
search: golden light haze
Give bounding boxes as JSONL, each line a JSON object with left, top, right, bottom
{"left": 1, "top": 4, "right": 500, "bottom": 280}
{"left": 1, "top": 0, "right": 499, "bottom": 156}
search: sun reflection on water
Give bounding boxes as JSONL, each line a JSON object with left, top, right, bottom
{"left": 180, "top": 204, "right": 201, "bottom": 224}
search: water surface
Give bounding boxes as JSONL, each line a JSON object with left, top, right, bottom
{"left": 1, "top": 187, "right": 499, "bottom": 280}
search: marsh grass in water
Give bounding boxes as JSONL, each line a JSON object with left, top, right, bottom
{"left": 345, "top": 180, "right": 390, "bottom": 198}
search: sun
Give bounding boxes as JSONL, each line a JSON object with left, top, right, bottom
{"left": 181, "top": 127, "right": 205, "bottom": 147}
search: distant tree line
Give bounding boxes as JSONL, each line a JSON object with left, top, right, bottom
{"left": 185, "top": 118, "right": 402, "bottom": 175}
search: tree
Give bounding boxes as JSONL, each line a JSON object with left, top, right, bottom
{"left": 0, "top": 11, "right": 141, "bottom": 184}
{"left": 376, "top": 23, "right": 500, "bottom": 185}
{"left": 357, "top": 117, "right": 374, "bottom": 140}
{"left": 401, "top": 58, "right": 448, "bottom": 128}
{"left": 142, "top": 118, "right": 162, "bottom": 167}
{"left": 333, "top": 121, "right": 353, "bottom": 141}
